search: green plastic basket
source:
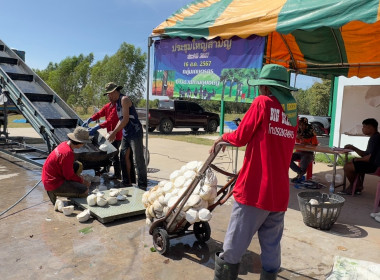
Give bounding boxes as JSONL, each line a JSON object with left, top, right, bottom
{"left": 297, "top": 191, "right": 345, "bottom": 230}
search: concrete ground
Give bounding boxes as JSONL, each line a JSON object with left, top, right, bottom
{"left": 0, "top": 128, "right": 379, "bottom": 280}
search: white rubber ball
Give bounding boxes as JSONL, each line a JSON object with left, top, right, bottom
{"left": 185, "top": 208, "right": 198, "bottom": 224}
{"left": 87, "top": 194, "right": 97, "bottom": 206}
{"left": 97, "top": 197, "right": 108, "bottom": 207}
{"left": 107, "top": 196, "right": 118, "bottom": 205}
{"left": 168, "top": 196, "right": 180, "bottom": 208}
{"left": 54, "top": 199, "right": 64, "bottom": 212}
{"left": 170, "top": 170, "right": 181, "bottom": 182}
{"left": 180, "top": 165, "right": 188, "bottom": 174}
{"left": 184, "top": 170, "right": 196, "bottom": 180}
{"left": 187, "top": 194, "right": 201, "bottom": 207}
{"left": 153, "top": 199, "right": 164, "bottom": 212}
{"left": 158, "top": 195, "right": 166, "bottom": 205}
{"left": 174, "top": 176, "right": 186, "bottom": 189}
{"left": 62, "top": 205, "right": 74, "bottom": 216}
{"left": 198, "top": 208, "right": 212, "bottom": 221}
{"left": 163, "top": 182, "right": 174, "bottom": 193}
{"left": 164, "top": 192, "right": 173, "bottom": 205}
{"left": 186, "top": 161, "right": 198, "bottom": 171}
{"left": 309, "top": 199, "right": 319, "bottom": 205}
{"left": 158, "top": 180, "right": 168, "bottom": 187}
{"left": 183, "top": 179, "right": 192, "bottom": 189}
{"left": 77, "top": 209, "right": 91, "bottom": 222}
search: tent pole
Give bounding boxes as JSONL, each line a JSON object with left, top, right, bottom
{"left": 145, "top": 36, "right": 153, "bottom": 166}
{"left": 220, "top": 97, "right": 225, "bottom": 135}
{"left": 329, "top": 76, "right": 339, "bottom": 148}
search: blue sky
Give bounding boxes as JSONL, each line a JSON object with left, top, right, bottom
{"left": 1, "top": 0, "right": 318, "bottom": 91}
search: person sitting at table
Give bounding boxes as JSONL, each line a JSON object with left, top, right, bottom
{"left": 290, "top": 117, "right": 319, "bottom": 183}
{"left": 341, "top": 118, "right": 380, "bottom": 195}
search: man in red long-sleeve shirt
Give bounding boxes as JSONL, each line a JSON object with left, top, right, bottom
{"left": 210, "top": 64, "right": 298, "bottom": 280}
{"left": 42, "top": 127, "right": 92, "bottom": 205}
{"left": 82, "top": 98, "right": 123, "bottom": 180}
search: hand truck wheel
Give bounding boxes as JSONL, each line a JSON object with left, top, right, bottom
{"left": 152, "top": 227, "right": 170, "bottom": 255}
{"left": 193, "top": 222, "right": 211, "bottom": 243}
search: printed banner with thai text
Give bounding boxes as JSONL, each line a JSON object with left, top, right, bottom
{"left": 153, "top": 36, "right": 265, "bottom": 103}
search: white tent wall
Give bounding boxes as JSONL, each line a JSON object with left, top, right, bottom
{"left": 333, "top": 76, "right": 380, "bottom": 154}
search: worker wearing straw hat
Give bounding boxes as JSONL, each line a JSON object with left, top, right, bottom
{"left": 42, "top": 126, "right": 92, "bottom": 205}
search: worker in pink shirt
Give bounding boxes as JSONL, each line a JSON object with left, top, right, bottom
{"left": 210, "top": 64, "right": 298, "bottom": 280}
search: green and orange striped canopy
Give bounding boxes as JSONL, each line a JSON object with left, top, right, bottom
{"left": 152, "top": 0, "right": 380, "bottom": 78}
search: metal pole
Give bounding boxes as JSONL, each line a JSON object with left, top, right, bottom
{"left": 329, "top": 76, "right": 338, "bottom": 148}
{"left": 219, "top": 98, "right": 225, "bottom": 135}
{"left": 145, "top": 37, "right": 153, "bottom": 166}
{"left": 234, "top": 146, "right": 238, "bottom": 174}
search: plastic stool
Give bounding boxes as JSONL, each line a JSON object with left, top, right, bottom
{"left": 352, "top": 167, "right": 380, "bottom": 197}
{"left": 305, "top": 162, "right": 313, "bottom": 180}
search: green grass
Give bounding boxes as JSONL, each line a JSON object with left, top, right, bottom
{"left": 314, "top": 153, "right": 355, "bottom": 166}
{"left": 223, "top": 113, "right": 245, "bottom": 121}
{"left": 6, "top": 114, "right": 32, "bottom": 128}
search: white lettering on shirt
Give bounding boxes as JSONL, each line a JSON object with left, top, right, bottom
{"left": 268, "top": 107, "right": 294, "bottom": 139}
{"left": 270, "top": 108, "right": 279, "bottom": 122}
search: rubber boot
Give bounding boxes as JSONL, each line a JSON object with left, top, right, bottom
{"left": 214, "top": 252, "right": 239, "bottom": 280}
{"left": 260, "top": 269, "right": 278, "bottom": 280}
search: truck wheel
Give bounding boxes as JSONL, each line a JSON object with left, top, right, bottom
{"left": 206, "top": 119, "right": 218, "bottom": 133}
{"left": 159, "top": 119, "right": 173, "bottom": 134}
{"left": 311, "top": 122, "right": 325, "bottom": 136}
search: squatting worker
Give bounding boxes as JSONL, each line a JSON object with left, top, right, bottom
{"left": 42, "top": 126, "right": 92, "bottom": 205}
{"left": 106, "top": 82, "right": 147, "bottom": 190}
{"left": 210, "top": 64, "right": 298, "bottom": 280}
{"left": 82, "top": 91, "right": 123, "bottom": 180}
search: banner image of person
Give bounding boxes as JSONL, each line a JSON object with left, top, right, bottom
{"left": 153, "top": 36, "right": 265, "bottom": 103}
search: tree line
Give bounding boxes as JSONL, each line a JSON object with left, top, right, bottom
{"left": 293, "top": 79, "right": 332, "bottom": 116}
{"left": 35, "top": 42, "right": 146, "bottom": 114}
{"left": 34, "top": 42, "right": 331, "bottom": 116}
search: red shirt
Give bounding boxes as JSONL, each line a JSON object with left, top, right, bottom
{"left": 42, "top": 142, "right": 83, "bottom": 191}
{"left": 223, "top": 95, "right": 297, "bottom": 211}
{"left": 91, "top": 103, "right": 122, "bottom": 141}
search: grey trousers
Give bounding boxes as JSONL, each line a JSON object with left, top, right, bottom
{"left": 120, "top": 131, "right": 147, "bottom": 188}
{"left": 290, "top": 151, "right": 314, "bottom": 176}
{"left": 220, "top": 201, "right": 285, "bottom": 273}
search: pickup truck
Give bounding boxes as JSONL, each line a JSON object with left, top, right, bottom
{"left": 299, "top": 114, "right": 331, "bottom": 135}
{"left": 137, "top": 100, "right": 220, "bottom": 134}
